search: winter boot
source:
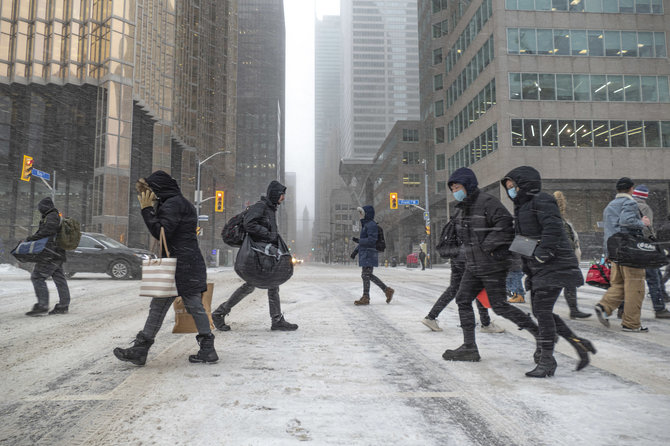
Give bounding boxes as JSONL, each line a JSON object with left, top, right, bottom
{"left": 211, "top": 308, "right": 231, "bottom": 331}
{"left": 384, "top": 287, "right": 395, "bottom": 303}
{"left": 354, "top": 295, "right": 370, "bottom": 306}
{"left": 26, "top": 304, "right": 49, "bottom": 316}
{"left": 566, "top": 336, "right": 597, "bottom": 371}
{"left": 422, "top": 317, "right": 442, "bottom": 332}
{"left": 508, "top": 293, "right": 525, "bottom": 303}
{"left": 188, "top": 333, "right": 219, "bottom": 363}
{"left": 113, "top": 331, "right": 154, "bottom": 366}
{"left": 525, "top": 350, "right": 557, "bottom": 378}
{"left": 271, "top": 315, "right": 299, "bottom": 331}
{"left": 565, "top": 292, "right": 591, "bottom": 319}
{"left": 655, "top": 309, "right": 670, "bottom": 319}
{"left": 442, "top": 343, "right": 480, "bottom": 362}
{"left": 49, "top": 303, "right": 69, "bottom": 315}
{"left": 594, "top": 304, "right": 610, "bottom": 328}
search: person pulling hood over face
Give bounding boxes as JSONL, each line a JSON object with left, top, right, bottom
{"left": 37, "top": 197, "right": 56, "bottom": 215}
{"left": 266, "top": 180, "right": 287, "bottom": 206}
{"left": 360, "top": 205, "right": 375, "bottom": 222}
{"left": 447, "top": 167, "right": 479, "bottom": 195}
{"left": 501, "top": 166, "right": 542, "bottom": 205}
{"left": 144, "top": 170, "right": 181, "bottom": 200}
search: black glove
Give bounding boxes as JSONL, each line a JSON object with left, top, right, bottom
{"left": 352, "top": 237, "right": 359, "bottom": 243}
{"left": 350, "top": 250, "right": 357, "bottom": 259}
{"left": 533, "top": 246, "right": 554, "bottom": 263}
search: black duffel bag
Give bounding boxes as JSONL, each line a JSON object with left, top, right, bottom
{"left": 607, "top": 232, "right": 669, "bottom": 268}
{"left": 234, "top": 234, "right": 294, "bottom": 289}
{"left": 10, "top": 237, "right": 53, "bottom": 263}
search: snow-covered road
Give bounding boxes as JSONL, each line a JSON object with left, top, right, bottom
{"left": 1, "top": 263, "right": 669, "bottom": 445}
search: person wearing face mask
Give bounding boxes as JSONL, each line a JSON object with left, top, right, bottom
{"left": 442, "top": 167, "right": 540, "bottom": 364}
{"left": 502, "top": 166, "right": 595, "bottom": 377}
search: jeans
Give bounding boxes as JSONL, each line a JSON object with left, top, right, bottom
{"left": 361, "top": 267, "right": 387, "bottom": 295}
{"left": 214, "top": 283, "right": 283, "bottom": 321}
{"left": 506, "top": 270, "right": 524, "bottom": 295}
{"left": 428, "top": 260, "right": 490, "bottom": 325}
{"left": 31, "top": 260, "right": 70, "bottom": 308}
{"left": 645, "top": 268, "right": 667, "bottom": 312}
{"left": 142, "top": 292, "right": 211, "bottom": 339}
{"left": 531, "top": 287, "right": 577, "bottom": 355}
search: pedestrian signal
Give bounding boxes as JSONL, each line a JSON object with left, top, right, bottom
{"left": 390, "top": 192, "right": 398, "bottom": 209}
{"left": 215, "top": 191, "right": 224, "bottom": 212}
{"left": 20, "top": 155, "right": 33, "bottom": 182}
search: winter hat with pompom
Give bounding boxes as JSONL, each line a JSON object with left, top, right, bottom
{"left": 632, "top": 184, "right": 649, "bottom": 200}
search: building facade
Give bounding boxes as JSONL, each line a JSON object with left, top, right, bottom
{"left": 0, "top": 0, "right": 238, "bottom": 255}
{"left": 423, "top": 0, "right": 670, "bottom": 257}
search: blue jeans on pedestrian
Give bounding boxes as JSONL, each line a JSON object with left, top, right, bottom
{"left": 646, "top": 268, "right": 667, "bottom": 312}
{"left": 506, "top": 270, "right": 524, "bottom": 295}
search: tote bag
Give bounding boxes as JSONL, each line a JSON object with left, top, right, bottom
{"left": 139, "top": 228, "right": 178, "bottom": 298}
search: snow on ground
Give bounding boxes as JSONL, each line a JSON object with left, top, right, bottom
{"left": 1, "top": 262, "right": 669, "bottom": 445}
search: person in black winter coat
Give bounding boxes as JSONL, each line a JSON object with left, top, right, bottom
{"left": 212, "top": 180, "right": 298, "bottom": 331}
{"left": 442, "top": 168, "right": 539, "bottom": 363}
{"left": 114, "top": 171, "right": 218, "bottom": 366}
{"left": 502, "top": 166, "right": 596, "bottom": 377}
{"left": 25, "top": 197, "right": 71, "bottom": 316}
{"left": 659, "top": 215, "right": 670, "bottom": 292}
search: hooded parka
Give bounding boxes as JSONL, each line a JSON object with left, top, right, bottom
{"left": 26, "top": 197, "right": 66, "bottom": 262}
{"left": 244, "top": 180, "right": 286, "bottom": 244}
{"left": 501, "top": 166, "right": 583, "bottom": 290}
{"left": 142, "top": 170, "right": 207, "bottom": 297}
{"left": 448, "top": 168, "right": 514, "bottom": 274}
{"left": 357, "top": 205, "right": 379, "bottom": 267}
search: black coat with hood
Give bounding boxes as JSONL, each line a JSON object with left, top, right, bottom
{"left": 244, "top": 180, "right": 286, "bottom": 245}
{"left": 26, "top": 197, "right": 66, "bottom": 262}
{"left": 501, "top": 166, "right": 583, "bottom": 290}
{"left": 142, "top": 170, "right": 206, "bottom": 296}
{"left": 447, "top": 167, "right": 514, "bottom": 274}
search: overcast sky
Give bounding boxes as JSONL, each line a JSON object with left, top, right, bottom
{"left": 284, "top": 0, "right": 340, "bottom": 230}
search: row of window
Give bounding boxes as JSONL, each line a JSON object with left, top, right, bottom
{"left": 448, "top": 80, "right": 497, "bottom": 143}
{"left": 507, "top": 28, "right": 667, "bottom": 58}
{"left": 510, "top": 73, "right": 670, "bottom": 103}
{"left": 506, "top": 0, "right": 663, "bottom": 14}
{"left": 403, "top": 173, "right": 421, "bottom": 187}
{"left": 443, "top": 0, "right": 494, "bottom": 74}
{"left": 402, "top": 129, "right": 419, "bottom": 142}
{"left": 402, "top": 150, "right": 420, "bottom": 164}
{"left": 446, "top": 35, "right": 494, "bottom": 108}
{"left": 511, "top": 119, "right": 670, "bottom": 148}
{"left": 448, "top": 124, "right": 499, "bottom": 175}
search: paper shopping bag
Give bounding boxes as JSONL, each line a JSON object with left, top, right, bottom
{"left": 172, "top": 283, "right": 215, "bottom": 333}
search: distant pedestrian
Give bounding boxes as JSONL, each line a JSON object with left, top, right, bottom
{"left": 114, "top": 171, "right": 218, "bottom": 366}
{"left": 212, "top": 181, "right": 298, "bottom": 331}
{"left": 350, "top": 206, "right": 394, "bottom": 305}
{"left": 418, "top": 249, "right": 426, "bottom": 270}
{"left": 552, "top": 191, "right": 591, "bottom": 319}
{"left": 25, "top": 197, "right": 71, "bottom": 316}
{"left": 595, "top": 177, "right": 652, "bottom": 332}
{"left": 503, "top": 167, "right": 595, "bottom": 377}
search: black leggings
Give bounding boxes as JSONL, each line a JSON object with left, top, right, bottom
{"left": 531, "top": 287, "right": 577, "bottom": 354}
{"left": 362, "top": 267, "right": 387, "bottom": 295}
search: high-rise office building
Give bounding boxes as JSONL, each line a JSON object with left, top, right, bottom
{"left": 340, "top": 0, "right": 421, "bottom": 160}
{"left": 422, "top": 0, "right": 670, "bottom": 253}
{"left": 0, "top": 0, "right": 238, "bottom": 252}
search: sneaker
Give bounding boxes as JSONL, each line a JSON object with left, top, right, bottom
{"left": 622, "top": 325, "right": 649, "bottom": 332}
{"left": 508, "top": 293, "right": 525, "bottom": 303}
{"left": 655, "top": 309, "right": 670, "bottom": 319}
{"left": 422, "top": 317, "right": 443, "bottom": 332}
{"left": 480, "top": 321, "right": 505, "bottom": 333}
{"left": 25, "top": 304, "right": 49, "bottom": 316}
{"left": 48, "top": 304, "right": 69, "bottom": 315}
{"left": 384, "top": 287, "right": 395, "bottom": 304}
{"left": 442, "top": 343, "right": 480, "bottom": 362}
{"left": 594, "top": 304, "right": 610, "bottom": 328}
{"left": 271, "top": 316, "right": 298, "bottom": 331}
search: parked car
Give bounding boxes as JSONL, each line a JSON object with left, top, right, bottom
{"left": 64, "top": 232, "right": 154, "bottom": 280}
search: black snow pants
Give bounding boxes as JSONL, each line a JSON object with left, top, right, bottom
{"left": 531, "top": 287, "right": 578, "bottom": 354}
{"left": 428, "top": 260, "right": 489, "bottom": 325}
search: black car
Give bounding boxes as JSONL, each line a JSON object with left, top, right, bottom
{"left": 64, "top": 232, "right": 154, "bottom": 280}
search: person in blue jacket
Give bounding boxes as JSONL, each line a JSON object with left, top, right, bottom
{"left": 350, "top": 205, "right": 394, "bottom": 305}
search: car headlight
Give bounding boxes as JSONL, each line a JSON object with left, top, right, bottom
{"left": 134, "top": 253, "right": 151, "bottom": 260}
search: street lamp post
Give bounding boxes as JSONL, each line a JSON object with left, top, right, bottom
{"left": 195, "top": 150, "right": 231, "bottom": 224}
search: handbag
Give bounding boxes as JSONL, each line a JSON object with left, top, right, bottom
{"left": 172, "top": 283, "right": 215, "bottom": 333}
{"left": 607, "top": 232, "right": 669, "bottom": 268}
{"left": 586, "top": 261, "right": 611, "bottom": 289}
{"left": 10, "top": 237, "right": 52, "bottom": 263}
{"left": 508, "top": 235, "right": 540, "bottom": 257}
{"left": 139, "top": 227, "right": 178, "bottom": 298}
{"left": 436, "top": 213, "right": 460, "bottom": 259}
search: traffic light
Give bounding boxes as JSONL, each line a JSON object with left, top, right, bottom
{"left": 20, "top": 155, "right": 33, "bottom": 182}
{"left": 390, "top": 192, "right": 398, "bottom": 209}
{"left": 425, "top": 224, "right": 431, "bottom": 235}
{"left": 215, "top": 191, "right": 224, "bottom": 212}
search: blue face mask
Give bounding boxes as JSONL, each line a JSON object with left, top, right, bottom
{"left": 453, "top": 189, "right": 467, "bottom": 202}
{"left": 507, "top": 187, "right": 517, "bottom": 199}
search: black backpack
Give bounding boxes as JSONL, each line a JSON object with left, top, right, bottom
{"left": 376, "top": 224, "right": 386, "bottom": 252}
{"left": 221, "top": 208, "right": 249, "bottom": 247}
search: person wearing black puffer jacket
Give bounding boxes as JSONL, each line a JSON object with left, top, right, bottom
{"left": 114, "top": 171, "right": 218, "bottom": 366}
{"left": 442, "top": 168, "right": 540, "bottom": 363}
{"left": 502, "top": 166, "right": 596, "bottom": 377}
{"left": 25, "top": 197, "right": 71, "bottom": 316}
{"left": 212, "top": 181, "right": 298, "bottom": 332}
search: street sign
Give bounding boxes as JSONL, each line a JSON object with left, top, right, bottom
{"left": 198, "top": 215, "right": 209, "bottom": 221}
{"left": 398, "top": 199, "right": 419, "bottom": 205}
{"left": 31, "top": 168, "right": 50, "bottom": 180}
{"left": 423, "top": 212, "right": 430, "bottom": 221}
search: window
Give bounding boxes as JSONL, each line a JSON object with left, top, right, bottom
{"left": 436, "top": 153, "right": 446, "bottom": 170}
{"left": 553, "top": 29, "right": 570, "bottom": 55}
{"left": 541, "top": 120, "right": 557, "bottom": 146}
{"left": 607, "top": 75, "right": 624, "bottom": 101}
{"left": 402, "top": 151, "right": 420, "bottom": 164}
{"left": 571, "top": 30, "right": 588, "bottom": 55}
{"left": 576, "top": 120, "right": 593, "bottom": 147}
{"left": 435, "top": 127, "right": 445, "bottom": 144}
{"left": 604, "top": 31, "right": 620, "bottom": 56}
{"left": 658, "top": 77, "right": 670, "bottom": 102}
{"left": 402, "top": 129, "right": 419, "bottom": 142}
{"left": 519, "top": 28, "right": 536, "bottom": 54}
{"left": 610, "top": 121, "right": 627, "bottom": 146}
{"left": 524, "top": 119, "right": 540, "bottom": 146}
{"left": 522, "top": 73, "right": 539, "bottom": 100}
{"left": 433, "top": 48, "right": 442, "bottom": 65}
{"left": 621, "top": 31, "right": 637, "bottom": 57}
{"left": 509, "top": 73, "right": 521, "bottom": 99}
{"left": 434, "top": 100, "right": 444, "bottom": 117}
{"left": 654, "top": 32, "right": 667, "bottom": 57}
{"left": 588, "top": 30, "right": 604, "bottom": 56}
{"left": 507, "top": 28, "right": 519, "bottom": 54}
{"left": 641, "top": 76, "right": 658, "bottom": 102}
{"left": 558, "top": 120, "right": 575, "bottom": 146}
{"left": 627, "top": 121, "right": 644, "bottom": 147}
{"left": 638, "top": 32, "right": 653, "bottom": 57}
{"left": 434, "top": 74, "right": 443, "bottom": 91}
{"left": 573, "top": 75, "right": 590, "bottom": 101}
{"left": 512, "top": 119, "right": 524, "bottom": 146}
{"left": 591, "top": 75, "right": 608, "bottom": 101}
{"left": 403, "top": 173, "right": 421, "bottom": 187}
{"left": 556, "top": 74, "right": 573, "bottom": 100}
{"left": 436, "top": 181, "right": 446, "bottom": 193}
{"left": 592, "top": 121, "right": 610, "bottom": 146}
{"left": 537, "top": 29, "right": 553, "bottom": 54}
{"left": 623, "top": 76, "right": 640, "bottom": 102}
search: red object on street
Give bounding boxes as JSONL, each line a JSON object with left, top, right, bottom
{"left": 406, "top": 253, "right": 418, "bottom": 265}
{"left": 476, "top": 289, "right": 491, "bottom": 308}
